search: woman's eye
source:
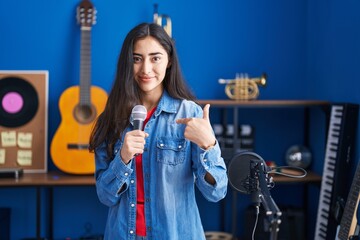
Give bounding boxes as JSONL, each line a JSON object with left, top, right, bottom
{"left": 152, "top": 56, "right": 161, "bottom": 62}
{"left": 133, "top": 57, "right": 142, "bottom": 63}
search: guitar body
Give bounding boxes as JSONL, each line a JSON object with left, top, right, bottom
{"left": 51, "top": 85, "right": 107, "bottom": 174}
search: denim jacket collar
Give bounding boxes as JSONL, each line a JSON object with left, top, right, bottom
{"left": 154, "top": 90, "right": 179, "bottom": 117}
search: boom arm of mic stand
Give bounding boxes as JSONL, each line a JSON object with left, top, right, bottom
{"left": 254, "top": 160, "right": 282, "bottom": 240}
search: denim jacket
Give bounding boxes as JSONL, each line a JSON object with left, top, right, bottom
{"left": 95, "top": 91, "right": 228, "bottom": 240}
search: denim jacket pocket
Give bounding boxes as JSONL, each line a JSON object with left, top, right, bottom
{"left": 156, "top": 137, "right": 187, "bottom": 165}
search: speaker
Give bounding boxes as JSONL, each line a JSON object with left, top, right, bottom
{"left": 244, "top": 206, "right": 305, "bottom": 240}
{"left": 0, "top": 71, "right": 48, "bottom": 173}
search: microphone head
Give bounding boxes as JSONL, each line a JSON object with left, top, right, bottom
{"left": 131, "top": 105, "right": 147, "bottom": 122}
{"left": 227, "top": 151, "right": 266, "bottom": 194}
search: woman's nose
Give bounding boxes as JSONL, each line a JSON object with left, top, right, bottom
{"left": 142, "top": 59, "right": 152, "bottom": 74}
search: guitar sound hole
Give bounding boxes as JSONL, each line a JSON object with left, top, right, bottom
{"left": 74, "top": 104, "right": 96, "bottom": 124}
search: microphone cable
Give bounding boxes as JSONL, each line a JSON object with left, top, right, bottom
{"left": 251, "top": 205, "right": 260, "bottom": 240}
{"left": 268, "top": 166, "right": 307, "bottom": 178}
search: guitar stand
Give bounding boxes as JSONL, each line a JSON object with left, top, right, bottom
{"left": 251, "top": 160, "right": 282, "bottom": 240}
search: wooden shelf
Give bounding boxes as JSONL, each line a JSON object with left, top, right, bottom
{"left": 0, "top": 171, "right": 95, "bottom": 187}
{"left": 0, "top": 170, "right": 321, "bottom": 187}
{"left": 196, "top": 99, "right": 330, "bottom": 107}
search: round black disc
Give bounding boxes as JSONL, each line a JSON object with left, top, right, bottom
{"left": 0, "top": 76, "right": 39, "bottom": 128}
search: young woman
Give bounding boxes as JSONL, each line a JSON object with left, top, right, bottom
{"left": 89, "top": 22, "right": 228, "bottom": 240}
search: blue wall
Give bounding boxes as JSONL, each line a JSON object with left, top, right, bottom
{"left": 0, "top": 0, "right": 359, "bottom": 239}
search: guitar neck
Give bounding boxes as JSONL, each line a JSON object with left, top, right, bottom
{"left": 80, "top": 28, "right": 91, "bottom": 106}
{"left": 338, "top": 162, "right": 360, "bottom": 240}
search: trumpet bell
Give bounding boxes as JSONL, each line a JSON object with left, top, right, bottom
{"left": 256, "top": 73, "right": 267, "bottom": 87}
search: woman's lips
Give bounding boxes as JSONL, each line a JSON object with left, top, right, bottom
{"left": 139, "top": 76, "right": 153, "bottom": 82}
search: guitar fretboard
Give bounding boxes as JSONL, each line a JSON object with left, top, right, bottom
{"left": 337, "top": 161, "right": 360, "bottom": 240}
{"left": 80, "top": 28, "right": 91, "bottom": 106}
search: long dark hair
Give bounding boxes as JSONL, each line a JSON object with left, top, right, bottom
{"left": 89, "top": 22, "right": 195, "bottom": 157}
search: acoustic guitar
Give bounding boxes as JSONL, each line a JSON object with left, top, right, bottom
{"left": 51, "top": 0, "right": 107, "bottom": 174}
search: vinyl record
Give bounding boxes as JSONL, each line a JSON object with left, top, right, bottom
{"left": 0, "top": 76, "right": 39, "bottom": 128}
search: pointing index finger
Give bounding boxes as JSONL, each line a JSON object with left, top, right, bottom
{"left": 176, "top": 118, "right": 191, "bottom": 125}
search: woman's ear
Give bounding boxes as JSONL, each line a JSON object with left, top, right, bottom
{"left": 167, "top": 59, "right": 172, "bottom": 68}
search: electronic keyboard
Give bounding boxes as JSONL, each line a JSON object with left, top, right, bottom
{"left": 315, "top": 103, "right": 359, "bottom": 240}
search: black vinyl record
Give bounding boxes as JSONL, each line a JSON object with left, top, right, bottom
{"left": 0, "top": 76, "right": 39, "bottom": 128}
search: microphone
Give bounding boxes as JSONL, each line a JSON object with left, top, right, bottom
{"left": 227, "top": 151, "right": 272, "bottom": 195}
{"left": 130, "top": 105, "right": 147, "bottom": 130}
{"left": 228, "top": 151, "right": 282, "bottom": 238}
{"left": 227, "top": 151, "right": 306, "bottom": 195}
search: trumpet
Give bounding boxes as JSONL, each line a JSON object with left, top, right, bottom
{"left": 218, "top": 73, "right": 267, "bottom": 100}
{"left": 153, "top": 4, "right": 172, "bottom": 37}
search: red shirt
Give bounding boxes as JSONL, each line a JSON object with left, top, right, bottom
{"left": 135, "top": 107, "right": 156, "bottom": 236}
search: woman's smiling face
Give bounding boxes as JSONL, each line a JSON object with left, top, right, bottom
{"left": 133, "top": 36, "right": 170, "bottom": 97}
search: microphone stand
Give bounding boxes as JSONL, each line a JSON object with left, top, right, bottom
{"left": 250, "top": 159, "right": 282, "bottom": 240}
